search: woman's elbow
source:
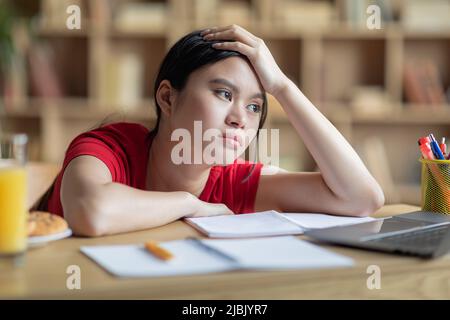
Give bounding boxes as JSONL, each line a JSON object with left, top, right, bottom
{"left": 64, "top": 196, "right": 109, "bottom": 237}
{"left": 352, "top": 184, "right": 385, "bottom": 217}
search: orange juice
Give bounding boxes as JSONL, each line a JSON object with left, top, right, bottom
{"left": 0, "top": 164, "right": 27, "bottom": 255}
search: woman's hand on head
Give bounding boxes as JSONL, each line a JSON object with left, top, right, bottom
{"left": 201, "top": 24, "right": 290, "bottom": 97}
{"left": 185, "top": 195, "right": 234, "bottom": 218}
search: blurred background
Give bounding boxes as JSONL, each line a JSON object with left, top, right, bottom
{"left": 0, "top": 0, "right": 449, "bottom": 206}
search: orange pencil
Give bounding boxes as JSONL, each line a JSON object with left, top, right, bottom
{"left": 145, "top": 241, "right": 174, "bottom": 261}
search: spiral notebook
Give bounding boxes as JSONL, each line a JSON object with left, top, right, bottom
{"left": 185, "top": 210, "right": 375, "bottom": 238}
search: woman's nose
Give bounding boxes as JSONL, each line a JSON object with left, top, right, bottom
{"left": 226, "top": 105, "right": 247, "bottom": 129}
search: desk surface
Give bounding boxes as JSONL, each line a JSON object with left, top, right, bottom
{"left": 2, "top": 204, "right": 450, "bottom": 299}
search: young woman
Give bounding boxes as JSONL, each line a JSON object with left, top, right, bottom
{"left": 40, "top": 25, "right": 384, "bottom": 237}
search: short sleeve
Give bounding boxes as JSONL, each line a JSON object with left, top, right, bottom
{"left": 63, "top": 137, "right": 124, "bottom": 182}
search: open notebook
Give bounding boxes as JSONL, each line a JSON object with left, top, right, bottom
{"left": 80, "top": 236, "right": 353, "bottom": 278}
{"left": 185, "top": 210, "right": 376, "bottom": 238}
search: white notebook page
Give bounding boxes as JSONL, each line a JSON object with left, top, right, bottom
{"left": 202, "top": 236, "right": 354, "bottom": 270}
{"left": 281, "top": 213, "right": 375, "bottom": 229}
{"left": 185, "top": 210, "right": 303, "bottom": 238}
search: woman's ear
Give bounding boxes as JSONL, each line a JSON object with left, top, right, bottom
{"left": 156, "top": 80, "right": 177, "bottom": 117}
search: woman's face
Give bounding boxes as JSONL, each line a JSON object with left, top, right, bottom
{"left": 169, "top": 56, "right": 265, "bottom": 166}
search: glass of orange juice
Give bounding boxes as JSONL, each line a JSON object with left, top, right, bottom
{"left": 0, "top": 134, "right": 28, "bottom": 267}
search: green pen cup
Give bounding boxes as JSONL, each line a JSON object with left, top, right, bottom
{"left": 420, "top": 158, "right": 450, "bottom": 214}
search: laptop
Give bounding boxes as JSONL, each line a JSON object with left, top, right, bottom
{"left": 304, "top": 211, "right": 450, "bottom": 259}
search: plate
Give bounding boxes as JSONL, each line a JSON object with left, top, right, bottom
{"left": 28, "top": 229, "right": 72, "bottom": 248}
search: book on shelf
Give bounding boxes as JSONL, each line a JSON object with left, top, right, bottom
{"left": 402, "top": 0, "right": 450, "bottom": 31}
{"left": 193, "top": 0, "right": 218, "bottom": 27}
{"left": 1, "top": 22, "right": 29, "bottom": 111}
{"left": 255, "top": 0, "right": 277, "bottom": 23}
{"left": 2, "top": 56, "right": 28, "bottom": 112}
{"left": 98, "top": 50, "right": 144, "bottom": 111}
{"left": 174, "top": 0, "right": 192, "bottom": 20}
{"left": 218, "top": 0, "right": 252, "bottom": 29}
{"left": 403, "top": 59, "right": 447, "bottom": 108}
{"left": 348, "top": 86, "right": 392, "bottom": 116}
{"left": 27, "top": 42, "right": 63, "bottom": 99}
{"left": 275, "top": 0, "right": 333, "bottom": 30}
{"left": 114, "top": 2, "right": 167, "bottom": 33}
{"left": 91, "top": 0, "right": 112, "bottom": 32}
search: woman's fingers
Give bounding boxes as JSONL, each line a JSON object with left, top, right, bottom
{"left": 200, "top": 26, "right": 219, "bottom": 36}
{"left": 186, "top": 202, "right": 234, "bottom": 218}
{"left": 211, "top": 41, "right": 255, "bottom": 57}
{"left": 202, "top": 24, "right": 257, "bottom": 40}
{"left": 202, "top": 25, "right": 258, "bottom": 47}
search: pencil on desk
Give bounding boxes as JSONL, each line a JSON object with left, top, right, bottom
{"left": 145, "top": 241, "right": 174, "bottom": 261}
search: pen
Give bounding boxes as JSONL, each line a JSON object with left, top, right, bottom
{"left": 418, "top": 137, "right": 430, "bottom": 146}
{"left": 419, "top": 142, "right": 435, "bottom": 160}
{"left": 187, "top": 237, "right": 238, "bottom": 263}
{"left": 418, "top": 137, "right": 435, "bottom": 160}
{"left": 440, "top": 137, "right": 447, "bottom": 156}
{"left": 144, "top": 241, "right": 174, "bottom": 261}
{"left": 429, "top": 134, "right": 445, "bottom": 160}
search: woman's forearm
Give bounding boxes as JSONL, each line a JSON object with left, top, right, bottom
{"left": 65, "top": 183, "right": 198, "bottom": 237}
{"left": 273, "top": 78, "right": 385, "bottom": 209}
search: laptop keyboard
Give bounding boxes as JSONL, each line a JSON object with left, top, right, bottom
{"left": 365, "top": 224, "right": 450, "bottom": 256}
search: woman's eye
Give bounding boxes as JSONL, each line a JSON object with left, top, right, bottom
{"left": 216, "top": 89, "right": 232, "bottom": 101}
{"left": 247, "top": 104, "right": 262, "bottom": 113}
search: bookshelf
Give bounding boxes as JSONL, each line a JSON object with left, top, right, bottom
{"left": 1, "top": 0, "right": 450, "bottom": 205}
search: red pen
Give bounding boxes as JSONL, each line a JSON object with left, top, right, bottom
{"left": 440, "top": 137, "right": 446, "bottom": 157}
{"left": 419, "top": 137, "right": 430, "bottom": 146}
{"left": 419, "top": 142, "right": 435, "bottom": 160}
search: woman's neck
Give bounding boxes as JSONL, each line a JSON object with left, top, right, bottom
{"left": 146, "top": 131, "right": 212, "bottom": 198}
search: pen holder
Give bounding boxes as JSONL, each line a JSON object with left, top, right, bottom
{"left": 420, "top": 159, "right": 450, "bottom": 214}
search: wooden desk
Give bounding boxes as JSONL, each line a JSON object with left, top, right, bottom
{"left": 2, "top": 204, "right": 450, "bottom": 299}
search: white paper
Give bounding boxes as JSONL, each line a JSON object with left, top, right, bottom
{"left": 281, "top": 213, "right": 375, "bottom": 229}
{"left": 185, "top": 211, "right": 304, "bottom": 238}
{"left": 202, "top": 236, "right": 354, "bottom": 270}
{"left": 80, "top": 236, "right": 353, "bottom": 278}
{"left": 81, "top": 240, "right": 236, "bottom": 278}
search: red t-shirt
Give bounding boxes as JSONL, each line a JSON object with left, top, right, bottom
{"left": 47, "top": 122, "right": 263, "bottom": 217}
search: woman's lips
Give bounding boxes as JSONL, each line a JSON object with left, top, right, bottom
{"left": 219, "top": 134, "right": 242, "bottom": 148}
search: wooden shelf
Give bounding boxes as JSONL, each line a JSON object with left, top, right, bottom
{"left": 1, "top": 98, "right": 156, "bottom": 120}
{"left": 108, "top": 28, "right": 167, "bottom": 38}
{"left": 326, "top": 105, "right": 450, "bottom": 125}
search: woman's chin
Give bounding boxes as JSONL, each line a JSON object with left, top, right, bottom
{"left": 203, "top": 145, "right": 244, "bottom": 166}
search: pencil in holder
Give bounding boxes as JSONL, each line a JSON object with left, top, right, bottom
{"left": 420, "top": 158, "right": 450, "bottom": 214}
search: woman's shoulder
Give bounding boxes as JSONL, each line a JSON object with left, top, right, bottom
{"left": 92, "top": 122, "right": 150, "bottom": 137}
{"left": 70, "top": 122, "right": 150, "bottom": 146}
{"left": 62, "top": 122, "right": 151, "bottom": 167}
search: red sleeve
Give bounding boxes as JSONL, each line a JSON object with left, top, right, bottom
{"left": 197, "top": 160, "right": 264, "bottom": 215}
{"left": 63, "top": 137, "right": 124, "bottom": 183}
{"left": 233, "top": 161, "right": 264, "bottom": 214}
